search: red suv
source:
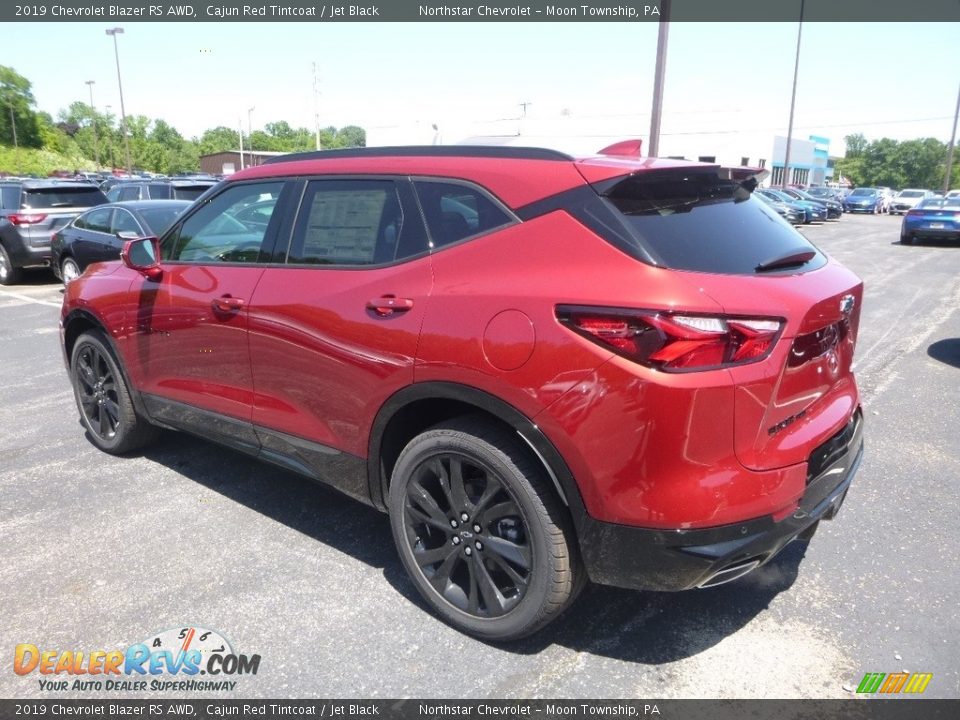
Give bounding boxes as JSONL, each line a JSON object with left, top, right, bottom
{"left": 60, "top": 146, "right": 864, "bottom": 640}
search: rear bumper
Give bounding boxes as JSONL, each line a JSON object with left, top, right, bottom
{"left": 578, "top": 409, "right": 863, "bottom": 591}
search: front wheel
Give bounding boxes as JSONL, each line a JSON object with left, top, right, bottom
{"left": 388, "top": 416, "right": 583, "bottom": 641}
{"left": 901, "top": 233, "right": 914, "bottom": 245}
{"left": 70, "top": 331, "right": 159, "bottom": 454}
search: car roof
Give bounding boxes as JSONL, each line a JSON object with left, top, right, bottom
{"left": 1, "top": 179, "right": 99, "bottom": 189}
{"left": 108, "top": 199, "right": 193, "bottom": 211}
{"left": 234, "top": 146, "right": 738, "bottom": 209}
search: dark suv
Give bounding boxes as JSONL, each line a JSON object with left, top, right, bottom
{"left": 0, "top": 180, "right": 108, "bottom": 285}
{"left": 60, "top": 146, "right": 864, "bottom": 640}
{"left": 105, "top": 178, "right": 218, "bottom": 203}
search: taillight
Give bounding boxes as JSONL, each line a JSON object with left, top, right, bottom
{"left": 557, "top": 306, "right": 784, "bottom": 372}
{"left": 8, "top": 213, "right": 47, "bottom": 226}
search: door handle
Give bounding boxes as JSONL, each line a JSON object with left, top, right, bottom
{"left": 366, "top": 296, "right": 414, "bottom": 316}
{"left": 211, "top": 295, "right": 245, "bottom": 313}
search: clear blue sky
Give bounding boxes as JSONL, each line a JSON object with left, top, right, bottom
{"left": 7, "top": 21, "right": 959, "bottom": 153}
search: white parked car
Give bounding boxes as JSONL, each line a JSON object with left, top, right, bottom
{"left": 876, "top": 187, "right": 895, "bottom": 212}
{"left": 889, "top": 189, "right": 934, "bottom": 215}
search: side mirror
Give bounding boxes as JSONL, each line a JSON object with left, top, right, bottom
{"left": 121, "top": 236, "right": 162, "bottom": 280}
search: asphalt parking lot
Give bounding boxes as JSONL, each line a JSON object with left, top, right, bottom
{"left": 1, "top": 213, "right": 958, "bottom": 700}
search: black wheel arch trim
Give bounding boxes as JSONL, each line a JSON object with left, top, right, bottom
{"left": 62, "top": 308, "right": 151, "bottom": 423}
{"left": 368, "top": 381, "right": 588, "bottom": 529}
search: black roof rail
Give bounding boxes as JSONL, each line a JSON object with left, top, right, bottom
{"left": 262, "top": 145, "right": 574, "bottom": 165}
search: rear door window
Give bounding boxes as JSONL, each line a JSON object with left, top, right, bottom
{"left": 118, "top": 186, "right": 141, "bottom": 201}
{"left": 603, "top": 172, "right": 826, "bottom": 275}
{"left": 287, "top": 179, "right": 427, "bottom": 265}
{"left": 147, "top": 184, "right": 173, "bottom": 199}
{"left": 84, "top": 208, "right": 114, "bottom": 234}
{"left": 413, "top": 180, "right": 513, "bottom": 249}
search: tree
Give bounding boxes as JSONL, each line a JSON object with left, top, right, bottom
{"left": 844, "top": 133, "right": 867, "bottom": 158}
{"left": 198, "top": 126, "right": 241, "bottom": 156}
{"left": 0, "top": 65, "right": 42, "bottom": 148}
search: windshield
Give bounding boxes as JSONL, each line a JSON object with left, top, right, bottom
{"left": 917, "top": 198, "right": 960, "bottom": 210}
{"left": 850, "top": 189, "right": 876, "bottom": 197}
{"left": 900, "top": 190, "right": 925, "bottom": 198}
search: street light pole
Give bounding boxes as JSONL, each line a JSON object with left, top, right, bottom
{"left": 105, "top": 27, "right": 133, "bottom": 175}
{"left": 247, "top": 105, "right": 255, "bottom": 157}
{"left": 648, "top": 0, "right": 670, "bottom": 158}
{"left": 85, "top": 80, "right": 100, "bottom": 168}
{"left": 781, "top": 0, "right": 804, "bottom": 189}
{"left": 943, "top": 80, "right": 960, "bottom": 194}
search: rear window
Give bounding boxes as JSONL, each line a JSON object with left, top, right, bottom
{"left": 604, "top": 172, "right": 825, "bottom": 275}
{"left": 138, "top": 207, "right": 187, "bottom": 235}
{"left": 172, "top": 185, "right": 213, "bottom": 200}
{"left": 22, "top": 187, "right": 108, "bottom": 209}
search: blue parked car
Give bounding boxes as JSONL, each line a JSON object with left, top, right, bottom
{"left": 843, "top": 188, "right": 883, "bottom": 214}
{"left": 900, "top": 197, "right": 960, "bottom": 245}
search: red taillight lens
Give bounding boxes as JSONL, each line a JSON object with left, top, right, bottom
{"left": 557, "top": 307, "right": 783, "bottom": 372}
{"left": 8, "top": 213, "right": 47, "bottom": 226}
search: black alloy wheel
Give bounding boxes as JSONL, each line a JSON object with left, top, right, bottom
{"left": 389, "top": 416, "right": 583, "bottom": 640}
{"left": 74, "top": 341, "right": 121, "bottom": 442}
{"left": 403, "top": 452, "right": 531, "bottom": 618}
{"left": 70, "top": 331, "right": 159, "bottom": 454}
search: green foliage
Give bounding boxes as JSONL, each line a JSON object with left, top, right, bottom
{"left": 0, "top": 65, "right": 42, "bottom": 148}
{"left": 0, "top": 145, "right": 95, "bottom": 176}
{"left": 838, "top": 135, "right": 957, "bottom": 190}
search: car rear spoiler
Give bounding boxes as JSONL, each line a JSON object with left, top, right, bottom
{"left": 590, "top": 140, "right": 770, "bottom": 195}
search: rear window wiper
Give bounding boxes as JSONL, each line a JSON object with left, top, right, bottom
{"left": 755, "top": 248, "right": 816, "bottom": 273}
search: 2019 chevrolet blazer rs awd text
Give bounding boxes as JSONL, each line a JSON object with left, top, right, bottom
{"left": 60, "top": 146, "right": 864, "bottom": 640}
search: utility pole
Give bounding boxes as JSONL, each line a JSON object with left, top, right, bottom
{"left": 239, "top": 117, "right": 245, "bottom": 170}
{"left": 105, "top": 27, "right": 133, "bottom": 175}
{"left": 518, "top": 101, "right": 532, "bottom": 118}
{"left": 943, "top": 80, "right": 960, "bottom": 194}
{"left": 782, "top": 0, "right": 804, "bottom": 189}
{"left": 85, "top": 80, "right": 100, "bottom": 168}
{"left": 312, "top": 62, "right": 321, "bottom": 150}
{"left": 648, "top": 0, "right": 671, "bottom": 158}
{"left": 8, "top": 102, "right": 18, "bottom": 174}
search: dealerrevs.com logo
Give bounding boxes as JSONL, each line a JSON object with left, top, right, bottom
{"left": 14, "top": 626, "right": 260, "bottom": 692}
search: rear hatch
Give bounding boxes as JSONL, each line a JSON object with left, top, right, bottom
{"left": 577, "top": 161, "right": 863, "bottom": 471}
{"left": 20, "top": 185, "right": 109, "bottom": 247}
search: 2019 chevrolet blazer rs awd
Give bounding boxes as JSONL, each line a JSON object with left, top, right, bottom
{"left": 60, "top": 146, "right": 864, "bottom": 640}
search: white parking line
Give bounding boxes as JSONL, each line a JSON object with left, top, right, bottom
{"left": 0, "top": 289, "right": 62, "bottom": 309}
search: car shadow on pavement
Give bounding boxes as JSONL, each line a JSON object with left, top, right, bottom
{"left": 140, "top": 429, "right": 807, "bottom": 664}
{"left": 927, "top": 338, "right": 960, "bottom": 369}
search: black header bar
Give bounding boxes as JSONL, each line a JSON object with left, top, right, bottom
{"left": 5, "top": 0, "right": 960, "bottom": 23}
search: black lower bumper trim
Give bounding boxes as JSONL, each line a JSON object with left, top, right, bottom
{"left": 578, "top": 409, "right": 864, "bottom": 591}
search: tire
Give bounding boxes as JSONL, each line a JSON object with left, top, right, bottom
{"left": 901, "top": 233, "right": 914, "bottom": 245}
{"left": 388, "top": 415, "right": 583, "bottom": 641}
{"left": 61, "top": 257, "right": 81, "bottom": 285}
{"left": 70, "top": 330, "right": 159, "bottom": 454}
{"left": 0, "top": 244, "right": 22, "bottom": 286}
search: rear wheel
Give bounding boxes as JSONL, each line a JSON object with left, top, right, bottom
{"left": 388, "top": 416, "right": 583, "bottom": 640}
{"left": 0, "top": 244, "right": 22, "bottom": 286}
{"left": 900, "top": 232, "right": 914, "bottom": 245}
{"left": 61, "top": 257, "right": 81, "bottom": 284}
{"left": 70, "top": 331, "right": 159, "bottom": 454}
